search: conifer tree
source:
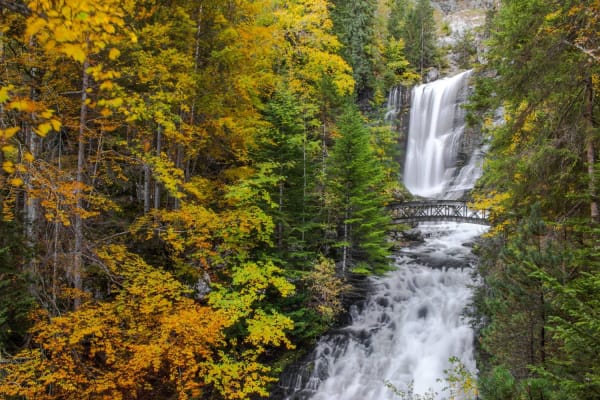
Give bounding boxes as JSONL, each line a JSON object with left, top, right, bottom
{"left": 329, "top": 0, "right": 379, "bottom": 106}
{"left": 401, "top": 0, "right": 439, "bottom": 78}
{"left": 260, "top": 86, "right": 318, "bottom": 266}
{"left": 327, "top": 106, "right": 391, "bottom": 274}
{"left": 471, "top": 0, "right": 600, "bottom": 398}
{"left": 387, "top": 0, "right": 410, "bottom": 41}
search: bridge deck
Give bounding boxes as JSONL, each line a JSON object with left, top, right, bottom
{"left": 388, "top": 200, "right": 489, "bottom": 225}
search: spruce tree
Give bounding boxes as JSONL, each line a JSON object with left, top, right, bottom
{"left": 329, "top": 0, "right": 378, "bottom": 106}
{"left": 0, "top": 221, "right": 34, "bottom": 353}
{"left": 399, "top": 0, "right": 439, "bottom": 78}
{"left": 327, "top": 106, "right": 391, "bottom": 275}
{"left": 387, "top": 0, "right": 410, "bottom": 41}
{"left": 470, "top": 0, "right": 600, "bottom": 397}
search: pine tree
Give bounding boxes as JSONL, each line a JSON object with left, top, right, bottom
{"left": 0, "top": 221, "right": 34, "bottom": 353}
{"left": 260, "top": 86, "right": 318, "bottom": 266}
{"left": 329, "top": 0, "right": 379, "bottom": 106}
{"left": 387, "top": 0, "right": 410, "bottom": 41}
{"left": 327, "top": 106, "right": 391, "bottom": 274}
{"left": 471, "top": 0, "right": 600, "bottom": 397}
{"left": 385, "top": 0, "right": 441, "bottom": 80}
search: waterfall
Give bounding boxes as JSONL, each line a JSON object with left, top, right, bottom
{"left": 274, "top": 224, "right": 487, "bottom": 400}
{"left": 385, "top": 86, "right": 404, "bottom": 122}
{"left": 403, "top": 70, "right": 473, "bottom": 198}
{"left": 272, "top": 71, "right": 486, "bottom": 400}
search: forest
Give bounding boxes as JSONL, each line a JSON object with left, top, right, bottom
{"left": 0, "top": 0, "right": 599, "bottom": 399}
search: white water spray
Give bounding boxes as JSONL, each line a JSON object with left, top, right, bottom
{"left": 275, "top": 71, "right": 486, "bottom": 400}
{"left": 404, "top": 71, "right": 472, "bottom": 198}
{"left": 277, "top": 223, "right": 486, "bottom": 400}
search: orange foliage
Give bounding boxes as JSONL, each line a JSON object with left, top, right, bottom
{"left": 0, "top": 245, "right": 227, "bottom": 399}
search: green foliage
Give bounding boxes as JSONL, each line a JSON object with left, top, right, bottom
{"left": 394, "top": 0, "right": 441, "bottom": 78}
{"left": 383, "top": 38, "right": 421, "bottom": 87}
{"left": 330, "top": 0, "right": 379, "bottom": 104}
{"left": 534, "top": 269, "right": 600, "bottom": 399}
{"left": 478, "top": 365, "right": 517, "bottom": 400}
{"left": 327, "top": 106, "right": 392, "bottom": 274}
{"left": 258, "top": 85, "right": 319, "bottom": 267}
{"left": 387, "top": 0, "right": 410, "bottom": 41}
{"left": 476, "top": 206, "right": 568, "bottom": 396}
{"left": 0, "top": 221, "right": 34, "bottom": 354}
{"left": 471, "top": 1, "right": 600, "bottom": 398}
{"left": 452, "top": 30, "right": 478, "bottom": 70}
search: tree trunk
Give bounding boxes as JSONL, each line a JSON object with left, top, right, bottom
{"left": 341, "top": 191, "right": 350, "bottom": 274}
{"left": 153, "top": 126, "right": 162, "bottom": 210}
{"left": 278, "top": 180, "right": 284, "bottom": 251}
{"left": 342, "top": 220, "right": 348, "bottom": 274}
{"left": 24, "top": 110, "right": 37, "bottom": 248}
{"left": 174, "top": 143, "right": 184, "bottom": 210}
{"left": 24, "top": 37, "right": 39, "bottom": 271}
{"left": 73, "top": 59, "right": 89, "bottom": 309}
{"left": 585, "top": 76, "right": 598, "bottom": 223}
{"left": 143, "top": 161, "right": 151, "bottom": 213}
{"left": 302, "top": 122, "right": 307, "bottom": 244}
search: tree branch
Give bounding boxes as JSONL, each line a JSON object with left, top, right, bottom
{"left": 0, "top": 0, "right": 31, "bottom": 17}
{"left": 562, "top": 39, "right": 600, "bottom": 62}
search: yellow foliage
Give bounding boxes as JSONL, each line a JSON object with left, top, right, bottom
{"left": 307, "top": 256, "right": 350, "bottom": 321}
{"left": 245, "top": 310, "right": 295, "bottom": 349}
{"left": 8, "top": 98, "right": 37, "bottom": 113}
{"left": 0, "top": 85, "right": 14, "bottom": 103}
{"left": 272, "top": 0, "right": 354, "bottom": 99}
{"left": 2, "top": 161, "right": 15, "bottom": 174}
{"left": 0, "top": 245, "right": 228, "bottom": 399}
{"left": 108, "top": 47, "right": 121, "bottom": 60}
{"left": 34, "top": 122, "right": 53, "bottom": 137}
{"left": 9, "top": 177, "right": 24, "bottom": 187}
{"left": 1, "top": 126, "right": 20, "bottom": 140}
{"left": 470, "top": 190, "right": 514, "bottom": 236}
{"left": 470, "top": 190, "right": 511, "bottom": 216}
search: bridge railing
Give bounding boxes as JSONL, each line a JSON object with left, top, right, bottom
{"left": 387, "top": 200, "right": 489, "bottom": 225}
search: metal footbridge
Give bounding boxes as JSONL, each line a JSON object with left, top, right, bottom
{"left": 388, "top": 200, "right": 489, "bottom": 225}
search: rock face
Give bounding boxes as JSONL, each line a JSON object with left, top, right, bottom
{"left": 431, "top": 0, "right": 496, "bottom": 74}
{"left": 387, "top": 0, "right": 494, "bottom": 199}
{"left": 431, "top": 0, "right": 497, "bottom": 14}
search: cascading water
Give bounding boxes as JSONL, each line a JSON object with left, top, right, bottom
{"left": 273, "top": 71, "right": 486, "bottom": 400}
{"left": 403, "top": 70, "right": 473, "bottom": 198}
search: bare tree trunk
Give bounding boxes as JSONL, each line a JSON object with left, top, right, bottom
{"left": 143, "top": 161, "right": 151, "bottom": 213}
{"left": 153, "top": 126, "right": 162, "bottom": 210}
{"left": 302, "top": 121, "right": 307, "bottom": 244}
{"left": 540, "top": 290, "right": 546, "bottom": 365}
{"left": 174, "top": 143, "right": 184, "bottom": 210}
{"left": 73, "top": 59, "right": 90, "bottom": 309}
{"left": 24, "top": 117, "right": 38, "bottom": 247}
{"left": 585, "top": 76, "right": 599, "bottom": 223}
{"left": 342, "top": 205, "right": 349, "bottom": 275}
{"left": 24, "top": 37, "right": 39, "bottom": 269}
{"left": 420, "top": 15, "right": 424, "bottom": 78}
{"left": 322, "top": 124, "right": 327, "bottom": 183}
{"left": 278, "top": 180, "right": 284, "bottom": 250}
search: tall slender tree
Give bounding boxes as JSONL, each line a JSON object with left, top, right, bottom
{"left": 329, "top": 0, "right": 379, "bottom": 106}
{"left": 327, "top": 106, "right": 391, "bottom": 274}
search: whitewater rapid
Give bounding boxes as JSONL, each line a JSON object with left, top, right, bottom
{"left": 274, "top": 71, "right": 485, "bottom": 400}
{"left": 278, "top": 222, "right": 487, "bottom": 400}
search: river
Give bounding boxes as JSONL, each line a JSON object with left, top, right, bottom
{"left": 274, "top": 71, "right": 485, "bottom": 400}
